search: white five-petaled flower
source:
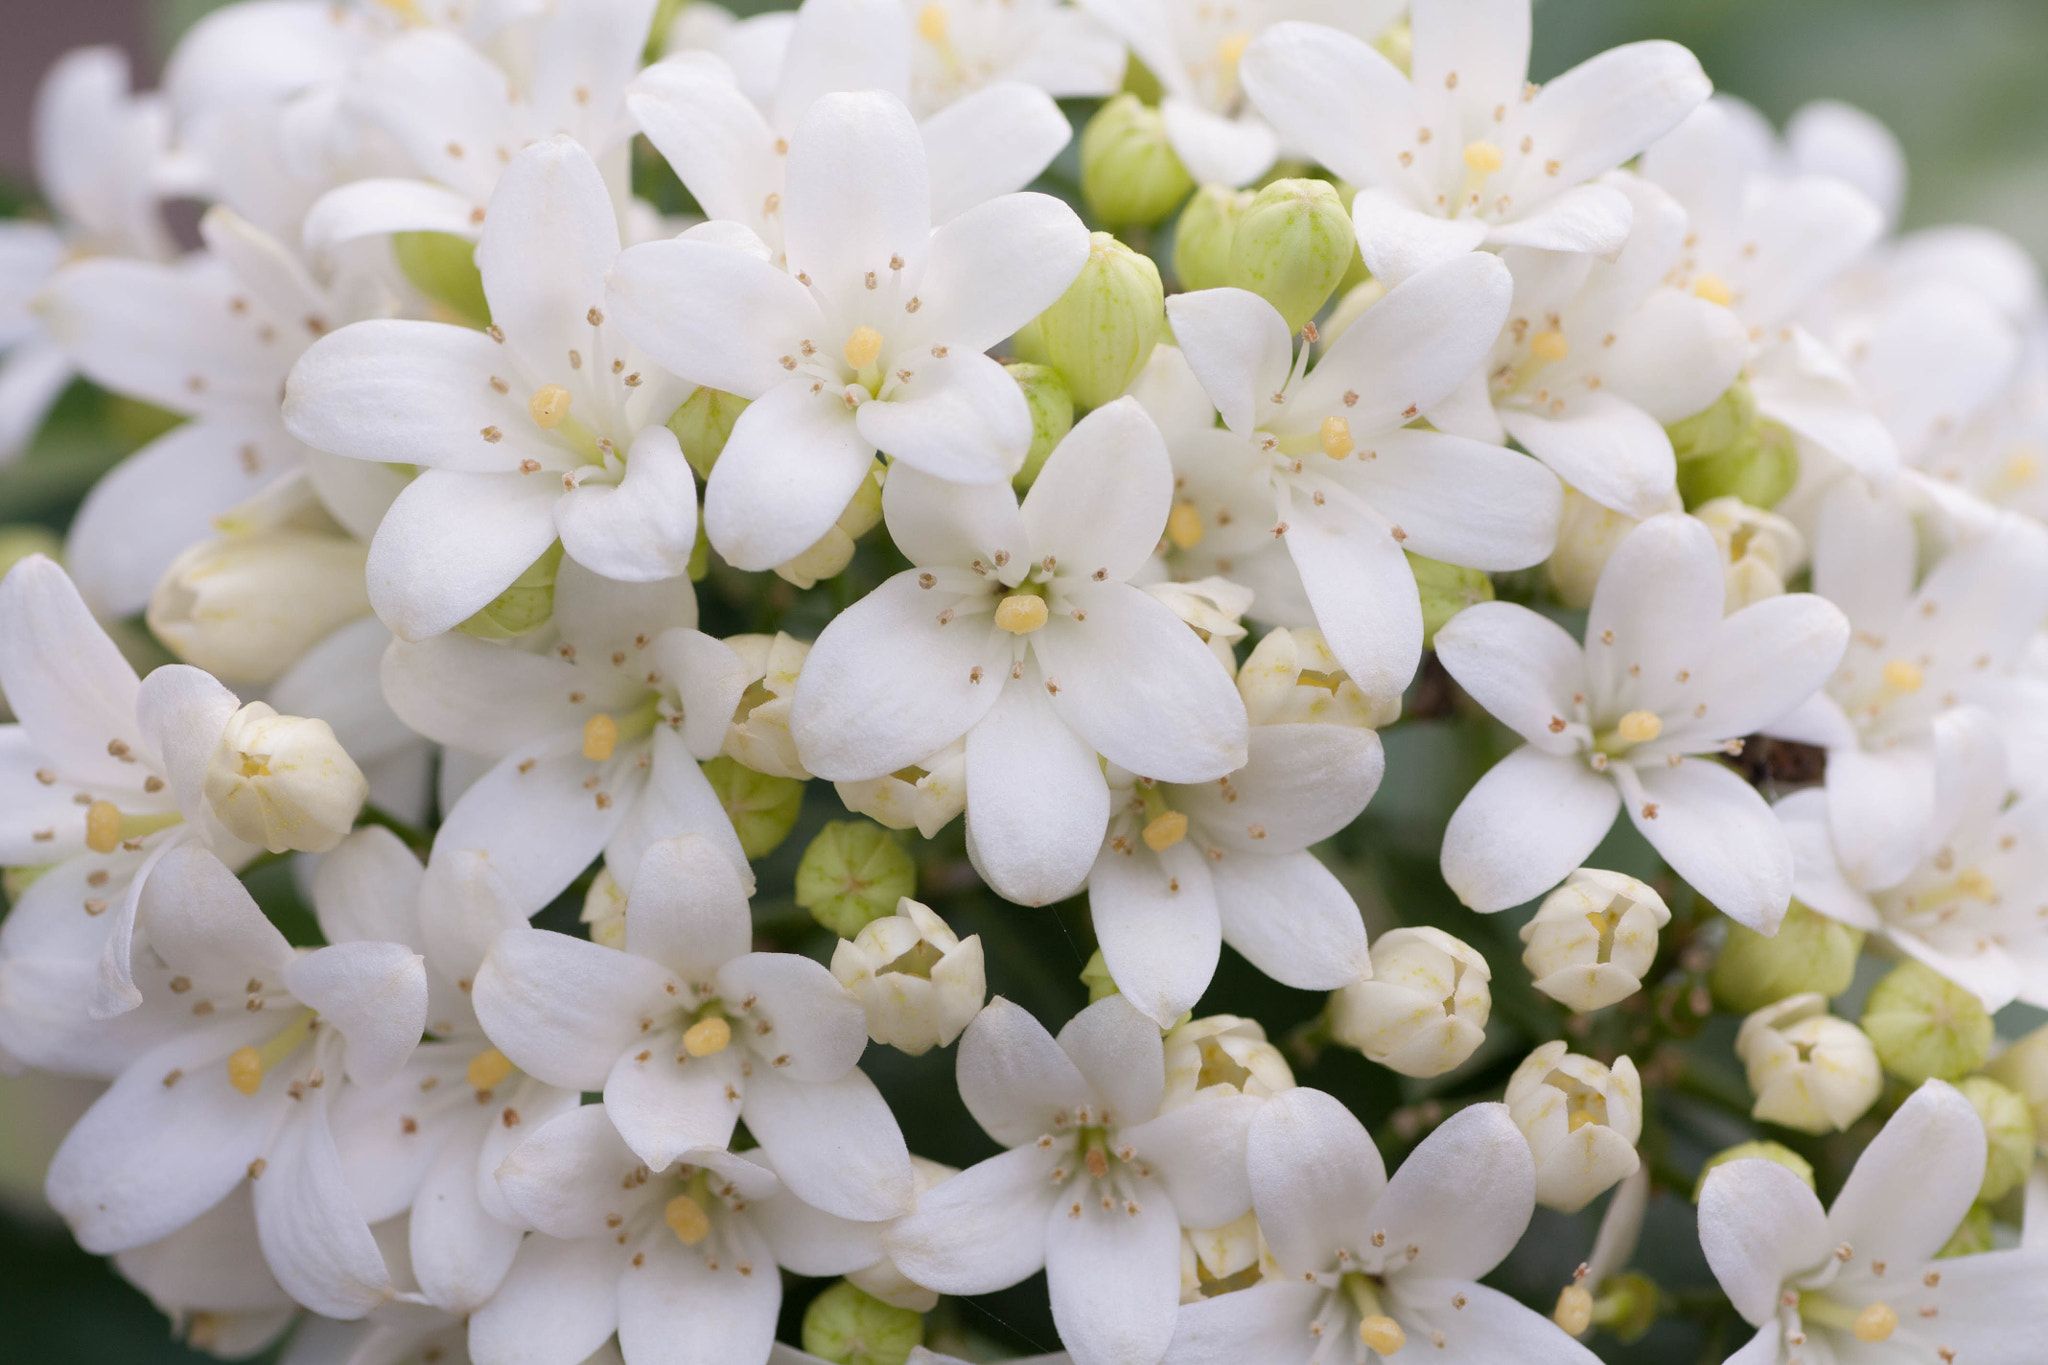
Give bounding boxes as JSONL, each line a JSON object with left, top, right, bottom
{"left": 1436, "top": 513, "right": 1850, "bottom": 929}
{"left": 789, "top": 398, "right": 1250, "bottom": 906}
{"left": 607, "top": 88, "right": 1090, "bottom": 572}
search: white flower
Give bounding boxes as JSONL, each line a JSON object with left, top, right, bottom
{"left": 608, "top": 88, "right": 1091, "bottom": 571}
{"left": 202, "top": 701, "right": 369, "bottom": 854}
{"left": 1162, "top": 1088, "right": 1598, "bottom": 1365}
{"left": 722, "top": 632, "right": 813, "bottom": 780}
{"left": 113, "top": 1186, "right": 297, "bottom": 1359}
{"left": 1437, "top": 513, "right": 1849, "bottom": 929}
{"left": 790, "top": 398, "right": 1249, "bottom": 906}
{"left": 1159, "top": 261, "right": 1563, "bottom": 702}
{"left": 1518, "top": 868, "right": 1670, "bottom": 1013}
{"left": 1733, "top": 993, "right": 1881, "bottom": 1135}
{"left": 1241, "top": 2, "right": 1709, "bottom": 286}
{"left": 472, "top": 832, "right": 915, "bottom": 1222}
{"left": 830, "top": 897, "right": 986, "bottom": 1055}
{"left": 886, "top": 996, "right": 1263, "bottom": 1365}
{"left": 1328, "top": 926, "right": 1490, "bottom": 1079}
{"left": 846, "top": 1153, "right": 961, "bottom": 1310}
{"left": 1503, "top": 1041, "right": 1642, "bottom": 1214}
{"left": 1698, "top": 1080, "right": 2048, "bottom": 1365}
{"left": 286, "top": 137, "right": 699, "bottom": 641}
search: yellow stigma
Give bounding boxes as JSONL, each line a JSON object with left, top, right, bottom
{"left": 1882, "top": 659, "right": 1924, "bottom": 693}
{"left": 225, "top": 1010, "right": 318, "bottom": 1096}
{"left": 682, "top": 1016, "right": 732, "bottom": 1057}
{"left": 1358, "top": 1314, "right": 1406, "bottom": 1354}
{"left": 85, "top": 799, "right": 122, "bottom": 854}
{"left": 467, "top": 1048, "right": 514, "bottom": 1091}
{"left": 1852, "top": 1302, "right": 1898, "bottom": 1343}
{"left": 227, "top": 1046, "right": 265, "bottom": 1096}
{"left": 1692, "top": 273, "right": 1732, "bottom": 306}
{"left": 1462, "top": 140, "right": 1505, "bottom": 174}
{"left": 528, "top": 384, "right": 572, "bottom": 429}
{"left": 1554, "top": 1284, "right": 1593, "bottom": 1335}
{"left": 916, "top": 1, "right": 947, "bottom": 42}
{"left": 1141, "top": 811, "right": 1189, "bottom": 852}
{"left": 1617, "top": 710, "right": 1662, "bottom": 743}
{"left": 582, "top": 713, "right": 618, "bottom": 762}
{"left": 1166, "top": 502, "right": 1204, "bottom": 550}
{"left": 1320, "top": 415, "right": 1355, "bottom": 459}
{"left": 1956, "top": 867, "right": 1997, "bottom": 900}
{"left": 1216, "top": 31, "right": 1251, "bottom": 74}
{"left": 1530, "top": 329, "right": 1570, "bottom": 361}
{"left": 664, "top": 1193, "right": 711, "bottom": 1245}
{"left": 994, "top": 594, "right": 1049, "bottom": 634}
{"left": 843, "top": 325, "right": 884, "bottom": 370}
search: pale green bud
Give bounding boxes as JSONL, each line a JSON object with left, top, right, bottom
{"left": 1006, "top": 362, "right": 1074, "bottom": 490}
{"left": 1669, "top": 382, "right": 1798, "bottom": 510}
{"left": 1081, "top": 948, "right": 1120, "bottom": 1002}
{"left": 393, "top": 231, "right": 490, "bottom": 327}
{"left": 1589, "top": 1271, "right": 1658, "bottom": 1345}
{"left": 1984, "top": 1021, "right": 2048, "bottom": 1139}
{"left": 0, "top": 526, "right": 62, "bottom": 581}
{"left": 1691, "top": 1140, "right": 1815, "bottom": 1203}
{"left": 1862, "top": 961, "right": 1992, "bottom": 1084}
{"left": 1709, "top": 900, "right": 1863, "bottom": 1015}
{"left": 1031, "top": 232, "right": 1165, "bottom": 410}
{"left": 666, "top": 387, "right": 750, "bottom": 481}
{"left": 1410, "top": 552, "right": 1493, "bottom": 648}
{"left": 459, "top": 542, "right": 562, "bottom": 640}
{"left": 1227, "top": 178, "right": 1356, "bottom": 333}
{"left": 1957, "top": 1076, "right": 2036, "bottom": 1202}
{"left": 800, "top": 1280, "right": 924, "bottom": 1365}
{"left": 700, "top": 755, "right": 804, "bottom": 859}
{"left": 1666, "top": 380, "right": 1757, "bottom": 461}
{"left": 1936, "top": 1203, "right": 1994, "bottom": 1259}
{"left": 1172, "top": 185, "right": 1251, "bottom": 292}
{"left": 796, "top": 820, "right": 916, "bottom": 938}
{"left": 1080, "top": 94, "right": 1193, "bottom": 230}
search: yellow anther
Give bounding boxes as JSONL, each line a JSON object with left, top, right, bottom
{"left": 1166, "top": 502, "right": 1204, "bottom": 550}
{"left": 227, "top": 1046, "right": 265, "bottom": 1096}
{"left": 843, "top": 325, "right": 884, "bottom": 370}
{"left": 1530, "top": 329, "right": 1570, "bottom": 361}
{"left": 1852, "top": 1302, "right": 1898, "bottom": 1343}
{"left": 683, "top": 1016, "right": 732, "bottom": 1057}
{"left": 1462, "top": 140, "right": 1505, "bottom": 174}
{"left": 1358, "top": 1314, "right": 1406, "bottom": 1354}
{"left": 916, "top": 1, "right": 947, "bottom": 42}
{"left": 467, "top": 1048, "right": 514, "bottom": 1092}
{"left": 1142, "top": 811, "right": 1189, "bottom": 852}
{"left": 85, "top": 799, "right": 122, "bottom": 854}
{"left": 1617, "top": 710, "right": 1662, "bottom": 743}
{"left": 1554, "top": 1284, "right": 1594, "bottom": 1335}
{"left": 1216, "top": 31, "right": 1251, "bottom": 74}
{"left": 1320, "top": 415, "right": 1355, "bottom": 459}
{"left": 1692, "top": 274, "right": 1732, "bottom": 306}
{"left": 1883, "top": 659, "right": 1924, "bottom": 693}
{"left": 664, "top": 1193, "right": 711, "bottom": 1245}
{"left": 994, "top": 594, "right": 1049, "bottom": 634}
{"left": 582, "top": 713, "right": 618, "bottom": 762}
{"left": 528, "top": 384, "right": 572, "bottom": 429}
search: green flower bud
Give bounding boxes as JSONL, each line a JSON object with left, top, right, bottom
{"left": 1081, "top": 948, "right": 1120, "bottom": 1002}
{"left": 1861, "top": 961, "right": 1992, "bottom": 1084}
{"left": 796, "top": 820, "right": 916, "bottom": 937}
{"left": 1709, "top": 900, "right": 1863, "bottom": 1015}
{"left": 1031, "top": 232, "right": 1165, "bottom": 410}
{"left": 667, "top": 386, "right": 750, "bottom": 481}
{"left": 393, "top": 231, "right": 490, "bottom": 327}
{"left": 1691, "top": 1140, "right": 1815, "bottom": 1203}
{"left": 1590, "top": 1272, "right": 1659, "bottom": 1345}
{"left": 1677, "top": 419, "right": 1798, "bottom": 510}
{"left": 1227, "top": 178, "right": 1356, "bottom": 334}
{"left": 701, "top": 755, "right": 804, "bottom": 859}
{"left": 1080, "top": 95, "right": 1193, "bottom": 231}
{"left": 1410, "top": 552, "right": 1492, "bottom": 647}
{"left": 1172, "top": 185, "right": 1252, "bottom": 292}
{"left": 1936, "top": 1202, "right": 1994, "bottom": 1260}
{"left": 459, "top": 542, "right": 562, "bottom": 640}
{"left": 0, "top": 526, "right": 63, "bottom": 580}
{"left": 1006, "top": 362, "right": 1074, "bottom": 490}
{"left": 1957, "top": 1076, "right": 2036, "bottom": 1202}
{"left": 800, "top": 1279, "right": 924, "bottom": 1365}
{"left": 1984, "top": 1021, "right": 2048, "bottom": 1138}
{"left": 1666, "top": 381, "right": 1757, "bottom": 461}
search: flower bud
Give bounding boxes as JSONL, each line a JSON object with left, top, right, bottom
{"left": 1504, "top": 1042, "right": 1643, "bottom": 1213}
{"left": 1143, "top": 575, "right": 1251, "bottom": 676}
{"left": 800, "top": 1279, "right": 923, "bottom": 1365}
{"left": 700, "top": 754, "right": 804, "bottom": 858}
{"left": 1227, "top": 178, "right": 1356, "bottom": 333}
{"left": 1080, "top": 948, "right": 1120, "bottom": 1002}
{"left": 1162, "top": 1015, "right": 1293, "bottom": 1109}
{"left": 830, "top": 898, "right": 984, "bottom": 1056}
{"left": 834, "top": 742, "right": 966, "bottom": 839}
{"left": 1984, "top": 1021, "right": 2048, "bottom": 1139}
{"left": 776, "top": 462, "right": 884, "bottom": 589}
{"left": 1670, "top": 383, "right": 1798, "bottom": 511}
{"left": 1410, "top": 552, "right": 1493, "bottom": 648}
{"left": 1546, "top": 485, "right": 1681, "bottom": 609}
{"left": 1030, "top": 232, "right": 1166, "bottom": 410}
{"left": 1172, "top": 184, "right": 1252, "bottom": 292}
{"left": 1861, "top": 960, "right": 1992, "bottom": 1083}
{"left": 1079, "top": 94, "right": 1193, "bottom": 231}
{"left": 667, "top": 386, "right": 750, "bottom": 480}
{"left": 1735, "top": 993, "right": 1881, "bottom": 1133}
{"left": 580, "top": 867, "right": 628, "bottom": 950}
{"left": 1709, "top": 900, "right": 1862, "bottom": 1014}
{"left": 1519, "top": 869, "right": 1671, "bottom": 1013}
{"left": 202, "top": 702, "right": 368, "bottom": 854}
{"left": 1691, "top": 1140, "right": 1815, "bottom": 1203}
{"left": 460, "top": 542, "right": 562, "bottom": 640}
{"left": 148, "top": 531, "right": 371, "bottom": 684}
{"left": 1692, "top": 496, "right": 1806, "bottom": 612}
{"left": 1006, "top": 362, "right": 1074, "bottom": 490}
{"left": 721, "top": 633, "right": 811, "bottom": 779}
{"left": 797, "top": 820, "right": 917, "bottom": 938}
{"left": 1237, "top": 627, "right": 1400, "bottom": 728}
{"left": 1956, "top": 1075, "right": 2035, "bottom": 1202}
{"left": 1666, "top": 380, "right": 1756, "bottom": 462}
{"left": 1329, "top": 927, "right": 1490, "bottom": 1078}
{"left": 393, "top": 230, "right": 489, "bottom": 327}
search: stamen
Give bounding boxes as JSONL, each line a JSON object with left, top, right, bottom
{"left": 1692, "top": 274, "right": 1732, "bottom": 306}
{"left": 843, "top": 326, "right": 884, "bottom": 370}
{"left": 583, "top": 713, "right": 618, "bottom": 762}
{"left": 664, "top": 1193, "right": 711, "bottom": 1245}
{"left": 995, "top": 595, "right": 1049, "bottom": 634}
{"left": 1554, "top": 1284, "right": 1593, "bottom": 1334}
{"left": 467, "top": 1048, "right": 514, "bottom": 1091}
{"left": 1142, "top": 812, "right": 1188, "bottom": 852}
{"left": 528, "top": 384, "right": 572, "bottom": 429}
{"left": 683, "top": 1017, "right": 732, "bottom": 1057}
{"left": 226, "top": 1010, "right": 318, "bottom": 1096}
{"left": 916, "top": 1, "right": 946, "bottom": 41}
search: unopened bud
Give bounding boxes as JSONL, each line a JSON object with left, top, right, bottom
{"left": 1693, "top": 496, "right": 1805, "bottom": 611}
{"left": 666, "top": 386, "right": 750, "bottom": 481}
{"left": 1505, "top": 1041, "right": 1643, "bottom": 1212}
{"left": 1520, "top": 869, "right": 1671, "bottom": 1013}
{"left": 1984, "top": 1021, "right": 2048, "bottom": 1139}
{"left": 721, "top": 633, "right": 812, "bottom": 779}
{"left": 796, "top": 820, "right": 916, "bottom": 938}
{"left": 800, "top": 1279, "right": 924, "bottom": 1365}
{"left": 1669, "top": 382, "right": 1798, "bottom": 510}
{"left": 1410, "top": 552, "right": 1493, "bottom": 648}
{"left": 1079, "top": 94, "right": 1194, "bottom": 231}
{"left": 1227, "top": 178, "right": 1356, "bottom": 333}
{"left": 393, "top": 230, "right": 489, "bottom": 327}
{"left": 1006, "top": 362, "right": 1074, "bottom": 490}
{"left": 776, "top": 463, "right": 883, "bottom": 589}
{"left": 1691, "top": 1140, "right": 1815, "bottom": 1203}
{"left": 1144, "top": 576, "right": 1251, "bottom": 676}
{"left": 1956, "top": 1076, "right": 2035, "bottom": 1202}
{"left": 700, "top": 754, "right": 804, "bottom": 858}
{"left": 830, "top": 898, "right": 984, "bottom": 1055}
{"left": 1709, "top": 900, "right": 1862, "bottom": 1015}
{"left": 1172, "top": 184, "right": 1252, "bottom": 292}
{"left": 1329, "top": 927, "right": 1489, "bottom": 1078}
{"left": 1080, "top": 948, "right": 1120, "bottom": 1002}
{"left": 1030, "top": 232, "right": 1165, "bottom": 410}
{"left": 459, "top": 542, "right": 562, "bottom": 640}
{"left": 1736, "top": 993, "right": 1881, "bottom": 1133}
{"left": 1861, "top": 960, "right": 1991, "bottom": 1083}
{"left": 1665, "top": 380, "right": 1756, "bottom": 461}
{"left": 1162, "top": 1014, "right": 1293, "bottom": 1109}
{"left": 202, "top": 702, "right": 368, "bottom": 853}
{"left": 1237, "top": 627, "right": 1399, "bottom": 728}
{"left": 834, "top": 742, "right": 966, "bottom": 840}
{"left": 580, "top": 867, "right": 628, "bottom": 950}
{"left": 148, "top": 531, "right": 371, "bottom": 683}
{"left": 1546, "top": 485, "right": 1680, "bottom": 609}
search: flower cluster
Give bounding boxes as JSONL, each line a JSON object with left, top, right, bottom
{"left": 4, "top": 1, "right": 2048, "bottom": 1363}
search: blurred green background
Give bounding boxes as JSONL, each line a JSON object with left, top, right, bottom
{"left": 3, "top": 1, "right": 2046, "bottom": 1362}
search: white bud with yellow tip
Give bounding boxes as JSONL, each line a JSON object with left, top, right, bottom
{"left": 1735, "top": 993, "right": 1881, "bottom": 1134}
{"left": 1505, "top": 1041, "right": 1643, "bottom": 1213}
{"left": 147, "top": 530, "right": 371, "bottom": 685}
{"left": 1519, "top": 868, "right": 1671, "bottom": 1012}
{"left": 1329, "top": 927, "right": 1490, "bottom": 1078}
{"left": 201, "top": 702, "right": 369, "bottom": 854}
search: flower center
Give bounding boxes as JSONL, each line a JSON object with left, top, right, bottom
{"left": 843, "top": 325, "right": 884, "bottom": 372}
{"left": 528, "top": 384, "right": 572, "bottom": 429}
{"left": 994, "top": 593, "right": 1049, "bottom": 634}
{"left": 1320, "top": 416, "right": 1355, "bottom": 459}
{"left": 1340, "top": 1273, "right": 1405, "bottom": 1353}
{"left": 226, "top": 1009, "right": 319, "bottom": 1095}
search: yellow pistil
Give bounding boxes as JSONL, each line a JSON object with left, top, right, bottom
{"left": 1554, "top": 1284, "right": 1593, "bottom": 1334}
{"left": 843, "top": 325, "right": 884, "bottom": 371}
{"left": 994, "top": 594, "right": 1049, "bottom": 634}
{"left": 1692, "top": 274, "right": 1732, "bottom": 306}
{"left": 85, "top": 800, "right": 121, "bottom": 854}
{"left": 226, "top": 1010, "right": 318, "bottom": 1096}
{"left": 1616, "top": 710, "right": 1662, "bottom": 744}
{"left": 528, "top": 384, "right": 572, "bottom": 429}
{"left": 1359, "top": 1314, "right": 1406, "bottom": 1354}
{"left": 1883, "top": 659, "right": 1924, "bottom": 693}
{"left": 1852, "top": 1302, "right": 1898, "bottom": 1343}
{"left": 467, "top": 1047, "right": 514, "bottom": 1092}
{"left": 664, "top": 1193, "right": 711, "bottom": 1245}
{"left": 1320, "top": 415, "right": 1355, "bottom": 459}
{"left": 682, "top": 1016, "right": 732, "bottom": 1057}
{"left": 1166, "top": 502, "right": 1204, "bottom": 549}
{"left": 582, "top": 713, "right": 618, "bottom": 762}
{"left": 1462, "top": 140, "right": 1505, "bottom": 174}
{"left": 227, "top": 1047, "right": 264, "bottom": 1096}
{"left": 1530, "top": 330, "right": 1570, "bottom": 362}
{"left": 1142, "top": 811, "right": 1189, "bottom": 852}
{"left": 916, "top": 1, "right": 947, "bottom": 42}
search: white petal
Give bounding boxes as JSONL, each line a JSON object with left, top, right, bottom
{"left": 1162, "top": 289, "right": 1293, "bottom": 438}
{"left": 380, "top": 635, "right": 608, "bottom": 758}
{"left": 1238, "top": 23, "right": 1415, "bottom": 192}
{"left": 1348, "top": 188, "right": 1490, "bottom": 288}
{"left": 139, "top": 842, "right": 295, "bottom": 988}
{"left": 771, "top": 0, "right": 910, "bottom": 132}
{"left": 1599, "top": 291, "right": 1750, "bottom": 424}
{"left": 366, "top": 469, "right": 564, "bottom": 642}
{"left": 1501, "top": 393, "right": 1677, "bottom": 520}
{"left": 284, "top": 942, "right": 428, "bottom": 1088}
{"left": 1159, "top": 99, "right": 1276, "bottom": 188}
{"left": 1163, "top": 1282, "right": 1323, "bottom": 1365}
{"left": 1825, "top": 1080, "right": 1986, "bottom": 1271}
{"left": 430, "top": 740, "right": 630, "bottom": 913}
{"left": 607, "top": 239, "right": 825, "bottom": 399}
{"left": 1583, "top": 514, "right": 1723, "bottom": 715}
{"left": 411, "top": 1118, "right": 525, "bottom": 1314}
{"left": 604, "top": 1027, "right": 744, "bottom": 1171}
{"left": 916, "top": 191, "right": 1088, "bottom": 355}
{"left": 630, "top": 56, "right": 780, "bottom": 227}
{"left": 922, "top": 84, "right": 1073, "bottom": 225}
{"left": 1284, "top": 502, "right": 1425, "bottom": 703}
{"left": 474, "top": 137, "right": 619, "bottom": 390}
{"left": 1044, "top": 1169, "right": 1180, "bottom": 1365}
{"left": 1022, "top": 398, "right": 1173, "bottom": 584}
{"left": 704, "top": 377, "right": 875, "bottom": 571}
{"left": 963, "top": 669, "right": 1109, "bottom": 906}
{"left": 746, "top": 1175, "right": 883, "bottom": 1277}
{"left": 133, "top": 663, "right": 240, "bottom": 820}
{"left": 495, "top": 1103, "right": 652, "bottom": 1240}
{"left": 1625, "top": 758, "right": 1790, "bottom": 933}
{"left": 1177, "top": 723, "right": 1384, "bottom": 853}
{"left": 1512, "top": 41, "right": 1709, "bottom": 198}
{"left": 1683, "top": 594, "right": 1849, "bottom": 743}
{"left": 556, "top": 426, "right": 699, "bottom": 583}
{"left": 1810, "top": 475, "right": 1915, "bottom": 635}
{"left": 1329, "top": 428, "right": 1563, "bottom": 572}
{"left": 1485, "top": 182, "right": 1634, "bottom": 258}
{"left": 625, "top": 832, "right": 752, "bottom": 979}
{"left": 254, "top": 1095, "right": 394, "bottom": 1319}
{"left": 1776, "top": 789, "right": 1882, "bottom": 932}
{"left": 1371, "top": 1103, "right": 1535, "bottom": 1281}
{"left": 882, "top": 1142, "right": 1057, "bottom": 1295}
{"left": 783, "top": 91, "right": 930, "bottom": 323}
{"left": 1392, "top": 1279, "right": 1604, "bottom": 1364}
{"left": 1697, "top": 1157, "right": 1829, "bottom": 1326}
{"left": 284, "top": 321, "right": 529, "bottom": 471}
{"left": 471, "top": 929, "right": 674, "bottom": 1091}
{"left": 1056, "top": 994, "right": 1164, "bottom": 1128}
{"left": 856, "top": 351, "right": 1027, "bottom": 484}
{"left": 1244, "top": 1086, "right": 1383, "bottom": 1279}
{"left": 1441, "top": 747, "right": 1620, "bottom": 912}
{"left": 1118, "top": 1091, "right": 1260, "bottom": 1229}
{"left": 1824, "top": 743, "right": 1937, "bottom": 892}
{"left": 311, "top": 827, "right": 424, "bottom": 949}
{"left": 1212, "top": 849, "right": 1372, "bottom": 991}
{"left": 956, "top": 996, "right": 1094, "bottom": 1146}
{"left": 1788, "top": 100, "right": 1906, "bottom": 227}
{"left": 740, "top": 1066, "right": 914, "bottom": 1221}
{"left": 717, "top": 950, "right": 867, "bottom": 1082}
{"left": 0, "top": 555, "right": 145, "bottom": 785}
{"left": 1089, "top": 840, "right": 1221, "bottom": 1027}
{"left": 879, "top": 460, "right": 1029, "bottom": 570}
{"left": 301, "top": 178, "right": 482, "bottom": 253}
{"left": 617, "top": 1217, "right": 779, "bottom": 1365}
{"left": 467, "top": 1233, "right": 624, "bottom": 1365}
{"left": 1435, "top": 603, "right": 1589, "bottom": 754}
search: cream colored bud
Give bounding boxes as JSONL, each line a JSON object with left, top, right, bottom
{"left": 775, "top": 463, "right": 884, "bottom": 589}
{"left": 1329, "top": 927, "right": 1490, "bottom": 1078}
{"left": 1520, "top": 869, "right": 1671, "bottom": 1012}
{"left": 1180, "top": 1208, "right": 1270, "bottom": 1304}
{"left": 830, "top": 898, "right": 985, "bottom": 1056}
{"left": 1736, "top": 993, "right": 1881, "bottom": 1134}
{"left": 202, "top": 702, "right": 369, "bottom": 853}
{"left": 1144, "top": 576, "right": 1252, "bottom": 676}
{"left": 1237, "top": 627, "right": 1400, "bottom": 728}
{"left": 1505, "top": 1041, "right": 1644, "bottom": 1213}
{"left": 148, "top": 532, "right": 371, "bottom": 684}
{"left": 1693, "top": 496, "right": 1806, "bottom": 612}
{"left": 720, "top": 632, "right": 812, "bottom": 779}
{"left": 834, "top": 742, "right": 967, "bottom": 840}
{"left": 1546, "top": 484, "right": 1683, "bottom": 609}
{"left": 1162, "top": 1015, "right": 1293, "bottom": 1110}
